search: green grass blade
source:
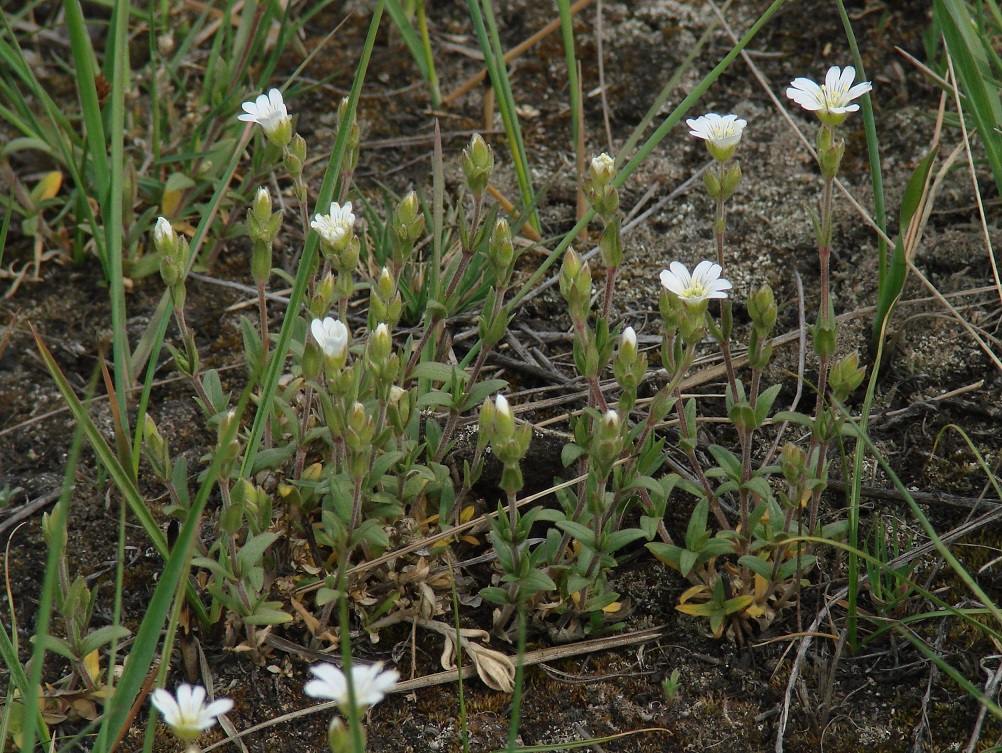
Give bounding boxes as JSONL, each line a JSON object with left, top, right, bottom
{"left": 467, "top": 0, "right": 539, "bottom": 233}
{"left": 935, "top": 0, "right": 1002, "bottom": 197}
{"left": 834, "top": 0, "right": 890, "bottom": 345}
{"left": 556, "top": 0, "right": 580, "bottom": 169}
{"left": 104, "top": 0, "right": 134, "bottom": 428}
{"left": 385, "top": 0, "right": 432, "bottom": 84}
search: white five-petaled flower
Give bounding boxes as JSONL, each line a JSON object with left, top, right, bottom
{"left": 150, "top": 684, "right": 233, "bottom": 743}
{"left": 311, "top": 317, "right": 349, "bottom": 359}
{"left": 311, "top": 201, "right": 356, "bottom": 250}
{"left": 238, "top": 88, "right": 292, "bottom": 143}
{"left": 304, "top": 662, "right": 400, "bottom": 712}
{"left": 659, "top": 260, "right": 732, "bottom": 304}
{"left": 786, "top": 66, "right": 872, "bottom": 126}
{"left": 686, "top": 113, "right": 746, "bottom": 161}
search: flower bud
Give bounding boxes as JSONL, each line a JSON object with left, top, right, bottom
{"left": 589, "top": 153, "right": 616, "bottom": 187}
{"left": 747, "top": 284, "right": 777, "bottom": 333}
{"left": 376, "top": 267, "right": 396, "bottom": 301}
{"left": 493, "top": 394, "right": 516, "bottom": 442}
{"left": 153, "top": 216, "right": 176, "bottom": 256}
{"left": 478, "top": 396, "right": 497, "bottom": 447}
{"left": 143, "top": 414, "right": 171, "bottom": 479}
{"left": 285, "top": 134, "right": 307, "bottom": 181}
{"left": 829, "top": 351, "right": 866, "bottom": 401}
{"left": 780, "top": 442, "right": 807, "bottom": 485}
{"left": 462, "top": 134, "right": 494, "bottom": 196}
{"left": 369, "top": 323, "right": 393, "bottom": 365}
{"left": 488, "top": 218, "right": 516, "bottom": 283}
{"left": 252, "top": 187, "right": 272, "bottom": 225}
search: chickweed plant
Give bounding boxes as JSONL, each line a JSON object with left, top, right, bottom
{"left": 13, "top": 0, "right": 1002, "bottom": 749}
{"left": 148, "top": 64, "right": 866, "bottom": 741}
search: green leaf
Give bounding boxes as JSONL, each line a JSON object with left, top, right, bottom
{"left": 738, "top": 554, "right": 774, "bottom": 582}
{"left": 679, "top": 549, "right": 698, "bottom": 577}
{"left": 776, "top": 555, "right": 816, "bottom": 581}
{"left": 708, "top": 444, "right": 742, "bottom": 480}
{"left": 603, "top": 528, "right": 648, "bottom": 553}
{"left": 521, "top": 569, "right": 556, "bottom": 594}
{"left": 556, "top": 520, "right": 595, "bottom": 548}
{"left": 646, "top": 542, "right": 682, "bottom": 569}
{"left": 235, "top": 532, "right": 280, "bottom": 575}
{"left": 741, "top": 476, "right": 774, "bottom": 505}
{"left": 561, "top": 442, "right": 587, "bottom": 467}
{"left": 411, "top": 361, "right": 463, "bottom": 383}
{"left": 242, "top": 606, "right": 294, "bottom": 626}
{"left": 78, "top": 625, "right": 131, "bottom": 658}
{"left": 479, "top": 587, "right": 511, "bottom": 606}
{"left": 754, "top": 384, "right": 782, "bottom": 426}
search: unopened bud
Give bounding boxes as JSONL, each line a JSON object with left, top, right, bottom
{"left": 780, "top": 442, "right": 807, "bottom": 485}
{"left": 494, "top": 394, "right": 515, "bottom": 440}
{"left": 462, "top": 134, "right": 494, "bottom": 196}
{"left": 252, "top": 187, "right": 272, "bottom": 224}
{"left": 829, "top": 351, "right": 866, "bottom": 401}
{"left": 153, "top": 216, "right": 176, "bottom": 256}
{"left": 747, "top": 284, "right": 777, "bottom": 332}
{"left": 589, "top": 153, "right": 616, "bottom": 187}
{"left": 489, "top": 218, "right": 515, "bottom": 282}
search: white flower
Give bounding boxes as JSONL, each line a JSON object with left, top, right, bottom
{"left": 312, "top": 201, "right": 356, "bottom": 250}
{"left": 659, "top": 260, "right": 732, "bottom": 304}
{"left": 621, "top": 326, "right": 637, "bottom": 348}
{"left": 311, "top": 317, "right": 349, "bottom": 359}
{"left": 786, "top": 66, "right": 872, "bottom": 126}
{"left": 686, "top": 113, "right": 746, "bottom": 161}
{"left": 304, "top": 662, "right": 400, "bottom": 712}
{"left": 238, "top": 88, "right": 292, "bottom": 143}
{"left": 150, "top": 684, "right": 233, "bottom": 743}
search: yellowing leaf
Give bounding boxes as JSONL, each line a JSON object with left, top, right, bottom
{"left": 678, "top": 584, "right": 708, "bottom": 605}
{"left": 84, "top": 649, "right": 101, "bottom": 684}
{"left": 602, "top": 601, "right": 623, "bottom": 614}
{"left": 32, "top": 171, "right": 63, "bottom": 203}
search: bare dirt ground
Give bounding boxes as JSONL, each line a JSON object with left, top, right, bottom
{"left": 4, "top": 0, "right": 1002, "bottom": 751}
